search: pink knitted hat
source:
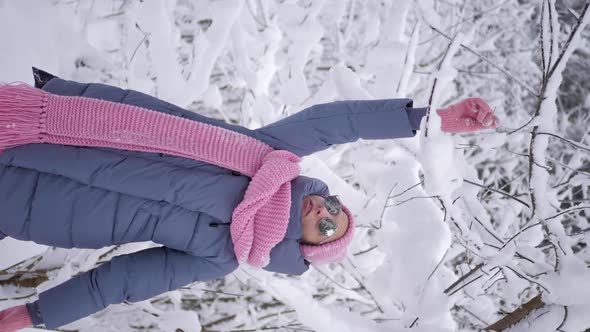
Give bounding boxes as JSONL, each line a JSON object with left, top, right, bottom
{"left": 300, "top": 203, "right": 355, "bottom": 264}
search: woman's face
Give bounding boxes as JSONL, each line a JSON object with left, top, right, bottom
{"left": 300, "top": 195, "right": 349, "bottom": 245}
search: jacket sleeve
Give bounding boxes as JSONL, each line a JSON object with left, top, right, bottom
{"left": 255, "top": 99, "right": 424, "bottom": 156}
{"left": 34, "top": 247, "right": 238, "bottom": 329}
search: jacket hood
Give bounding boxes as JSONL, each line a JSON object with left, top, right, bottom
{"left": 263, "top": 175, "right": 329, "bottom": 274}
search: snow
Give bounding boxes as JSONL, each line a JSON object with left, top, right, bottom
{"left": 1, "top": 0, "right": 590, "bottom": 331}
{"left": 0, "top": 238, "right": 48, "bottom": 271}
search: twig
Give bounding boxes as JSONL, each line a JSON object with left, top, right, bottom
{"left": 515, "top": 252, "right": 535, "bottom": 265}
{"left": 352, "top": 282, "right": 384, "bottom": 314}
{"left": 375, "top": 182, "right": 399, "bottom": 229}
{"left": 547, "top": 0, "right": 556, "bottom": 77}
{"left": 556, "top": 306, "right": 568, "bottom": 332}
{"left": 0, "top": 293, "right": 37, "bottom": 302}
{"left": 544, "top": 206, "right": 590, "bottom": 221}
{"left": 409, "top": 317, "right": 419, "bottom": 328}
{"left": 372, "top": 317, "right": 401, "bottom": 323}
{"left": 501, "top": 221, "right": 542, "bottom": 250}
{"left": 546, "top": 3, "right": 590, "bottom": 79}
{"left": 340, "top": 261, "right": 385, "bottom": 313}
{"left": 0, "top": 272, "right": 49, "bottom": 288}
{"left": 504, "top": 266, "right": 550, "bottom": 293}
{"left": 389, "top": 195, "right": 440, "bottom": 207}
{"left": 396, "top": 21, "right": 419, "bottom": 94}
{"left": 480, "top": 172, "right": 528, "bottom": 203}
{"left": 428, "top": 25, "right": 538, "bottom": 97}
{"left": 257, "top": 310, "right": 297, "bottom": 322}
{"left": 427, "top": 248, "right": 449, "bottom": 280}
{"left": 424, "top": 31, "right": 460, "bottom": 137}
{"left": 547, "top": 157, "right": 590, "bottom": 181}
{"left": 458, "top": 305, "right": 490, "bottom": 326}
{"left": 313, "top": 267, "right": 357, "bottom": 291}
{"left": 123, "top": 300, "right": 160, "bottom": 317}
{"left": 506, "top": 114, "right": 537, "bottom": 135}
{"left": 353, "top": 245, "right": 378, "bottom": 257}
{"left": 97, "top": 245, "right": 121, "bottom": 261}
{"left": 128, "top": 24, "right": 149, "bottom": 66}
{"left": 184, "top": 288, "right": 244, "bottom": 297}
{"left": 483, "top": 242, "right": 501, "bottom": 250}
{"left": 203, "top": 314, "right": 237, "bottom": 329}
{"left": 540, "top": 0, "right": 547, "bottom": 77}
{"left": 389, "top": 181, "right": 423, "bottom": 199}
{"left": 474, "top": 217, "right": 505, "bottom": 245}
{"left": 245, "top": 0, "right": 268, "bottom": 29}
{"left": 463, "top": 179, "right": 530, "bottom": 209}
{"left": 483, "top": 269, "right": 504, "bottom": 293}
{"left": 448, "top": 275, "right": 483, "bottom": 297}
{"left": 537, "top": 131, "right": 590, "bottom": 153}
{"left": 454, "top": 235, "right": 486, "bottom": 259}
{"left": 0, "top": 256, "right": 42, "bottom": 274}
{"left": 548, "top": 240, "right": 560, "bottom": 271}
{"left": 424, "top": 81, "right": 436, "bottom": 138}
{"left": 437, "top": 197, "right": 448, "bottom": 221}
{"left": 444, "top": 263, "right": 484, "bottom": 294}
{"left": 418, "top": 0, "right": 511, "bottom": 46}
{"left": 208, "top": 322, "right": 314, "bottom": 332}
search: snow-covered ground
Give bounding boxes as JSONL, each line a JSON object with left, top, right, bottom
{"left": 1, "top": 0, "right": 590, "bottom": 331}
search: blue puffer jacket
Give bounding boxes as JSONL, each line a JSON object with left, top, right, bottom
{"left": 0, "top": 76, "right": 423, "bottom": 329}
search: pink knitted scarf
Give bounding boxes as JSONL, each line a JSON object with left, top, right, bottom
{"left": 0, "top": 83, "right": 301, "bottom": 267}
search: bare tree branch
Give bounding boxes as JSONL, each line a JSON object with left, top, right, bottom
{"left": 546, "top": 3, "right": 590, "bottom": 79}
{"left": 484, "top": 295, "right": 545, "bottom": 331}
{"left": 540, "top": 0, "right": 547, "bottom": 77}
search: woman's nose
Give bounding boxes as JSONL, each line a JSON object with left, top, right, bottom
{"left": 315, "top": 201, "right": 328, "bottom": 216}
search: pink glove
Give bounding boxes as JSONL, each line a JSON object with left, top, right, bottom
{"left": 0, "top": 305, "right": 33, "bottom": 332}
{"left": 436, "top": 97, "right": 499, "bottom": 133}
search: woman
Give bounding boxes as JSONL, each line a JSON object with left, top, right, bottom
{"left": 0, "top": 68, "right": 498, "bottom": 331}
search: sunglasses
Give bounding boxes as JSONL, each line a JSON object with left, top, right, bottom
{"left": 318, "top": 196, "right": 342, "bottom": 243}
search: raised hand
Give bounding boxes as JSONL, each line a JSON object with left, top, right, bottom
{"left": 436, "top": 97, "right": 499, "bottom": 133}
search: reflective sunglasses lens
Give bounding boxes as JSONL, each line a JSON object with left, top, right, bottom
{"left": 324, "top": 196, "right": 341, "bottom": 215}
{"left": 319, "top": 218, "right": 337, "bottom": 237}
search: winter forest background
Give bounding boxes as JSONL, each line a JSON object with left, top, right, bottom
{"left": 1, "top": 0, "right": 590, "bottom": 331}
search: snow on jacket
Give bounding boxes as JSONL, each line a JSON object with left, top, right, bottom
{"left": 0, "top": 76, "right": 422, "bottom": 329}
